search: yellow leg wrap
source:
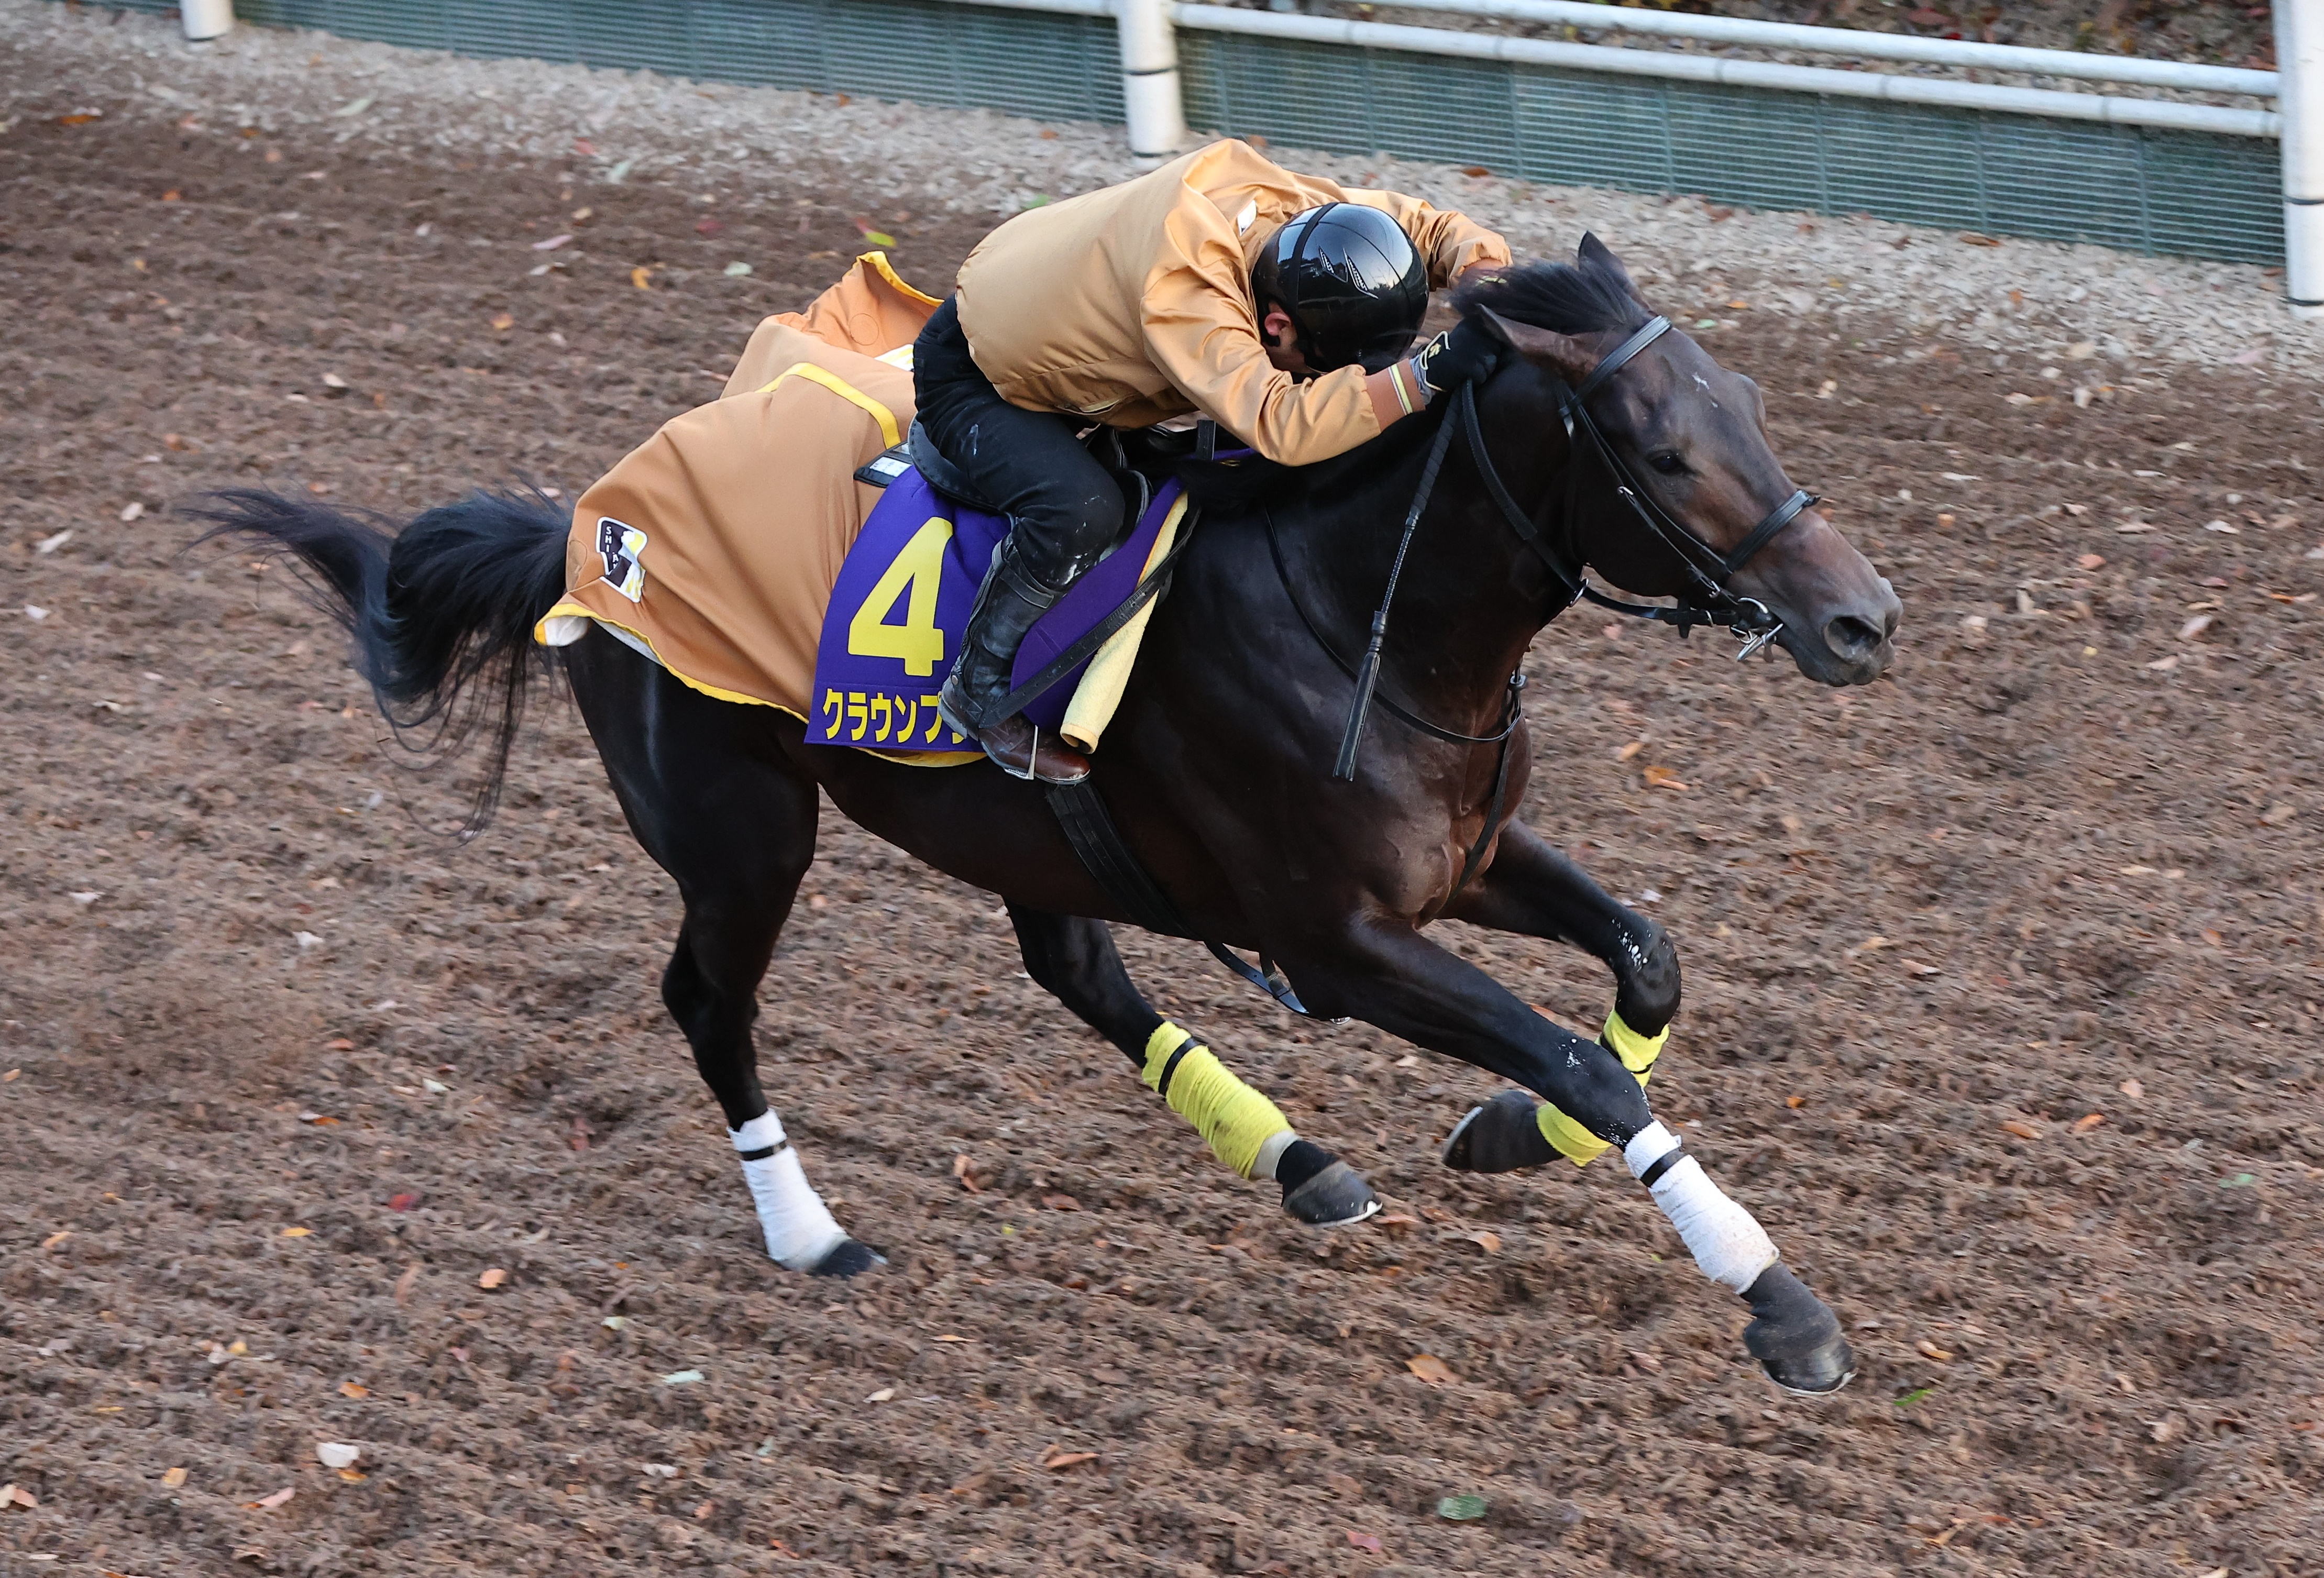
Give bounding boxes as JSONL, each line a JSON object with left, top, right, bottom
{"left": 1142, "top": 1021, "right": 1293, "bottom": 1180}
{"left": 1533, "top": 1008, "right": 1671, "bottom": 1167}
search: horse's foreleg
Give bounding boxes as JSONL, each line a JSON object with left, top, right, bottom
{"left": 1285, "top": 920, "right": 1852, "bottom": 1394}
{"left": 567, "top": 631, "right": 878, "bottom": 1278}
{"left": 1006, "top": 905, "right": 1377, "bottom": 1227}
{"left": 1438, "top": 822, "right": 1680, "bottom": 1174}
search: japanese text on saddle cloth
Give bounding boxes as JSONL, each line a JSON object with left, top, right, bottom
{"left": 534, "top": 252, "right": 1181, "bottom": 765}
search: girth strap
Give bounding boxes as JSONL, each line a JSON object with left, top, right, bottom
{"left": 1045, "top": 779, "right": 1330, "bottom": 1019}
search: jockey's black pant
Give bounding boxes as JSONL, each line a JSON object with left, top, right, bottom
{"left": 913, "top": 296, "right": 1124, "bottom": 597}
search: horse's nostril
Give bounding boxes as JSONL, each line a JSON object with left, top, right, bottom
{"left": 1824, "top": 614, "right": 1884, "bottom": 659}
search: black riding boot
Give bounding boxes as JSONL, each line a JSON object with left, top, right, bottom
{"left": 937, "top": 536, "right": 1093, "bottom": 785}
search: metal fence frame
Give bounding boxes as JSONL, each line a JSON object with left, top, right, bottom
{"left": 86, "top": 0, "right": 2293, "bottom": 266}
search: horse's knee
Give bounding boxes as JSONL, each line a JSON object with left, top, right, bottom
{"left": 1614, "top": 917, "right": 1681, "bottom": 1035}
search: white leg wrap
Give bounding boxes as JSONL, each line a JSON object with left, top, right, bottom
{"left": 1250, "top": 1129, "right": 1299, "bottom": 1183}
{"left": 731, "top": 1112, "right": 848, "bottom": 1272}
{"left": 1624, "top": 1122, "right": 1778, "bottom": 1295}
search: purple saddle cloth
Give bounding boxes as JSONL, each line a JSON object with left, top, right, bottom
{"left": 803, "top": 466, "right": 1183, "bottom": 752}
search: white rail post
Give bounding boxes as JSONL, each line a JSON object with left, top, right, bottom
{"left": 2284, "top": 0, "right": 2323, "bottom": 319}
{"left": 181, "top": 0, "right": 234, "bottom": 41}
{"left": 1117, "top": 0, "right": 1189, "bottom": 159}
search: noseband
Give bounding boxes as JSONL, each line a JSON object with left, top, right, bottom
{"left": 1329, "top": 314, "right": 1814, "bottom": 781}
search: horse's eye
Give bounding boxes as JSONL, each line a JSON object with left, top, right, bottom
{"left": 1646, "top": 450, "right": 1687, "bottom": 476}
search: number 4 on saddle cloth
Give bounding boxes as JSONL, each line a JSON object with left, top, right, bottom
{"left": 533, "top": 250, "right": 1188, "bottom": 767}
{"left": 807, "top": 460, "right": 1188, "bottom": 753}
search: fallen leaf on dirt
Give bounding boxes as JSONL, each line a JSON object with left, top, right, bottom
{"left": 478, "top": 1267, "right": 509, "bottom": 1289}
{"left": 2119, "top": 1078, "right": 2144, "bottom": 1099}
{"left": 2261, "top": 802, "right": 2296, "bottom": 825}
{"left": 1040, "top": 1446, "right": 1099, "bottom": 1471}
{"left": 1627, "top": 1350, "right": 1662, "bottom": 1373}
{"left": 338, "top": 1382, "right": 368, "bottom": 1398}
{"left": 933, "top": 1333, "right": 970, "bottom": 1342}
{"left": 393, "top": 1263, "right": 420, "bottom": 1305}
{"left": 1786, "top": 1095, "right": 1807, "bottom": 1108}
{"left": 1845, "top": 935, "right": 1889, "bottom": 957}
{"left": 2077, "top": 553, "right": 2106, "bottom": 569}
{"left": 724, "top": 261, "right": 753, "bottom": 276}
{"left": 532, "top": 233, "right": 572, "bottom": 251}
{"left": 1345, "top": 1531, "right": 1383, "bottom": 1553}
{"left": 1892, "top": 1386, "right": 1935, "bottom": 1407}
{"left": 1642, "top": 764, "right": 1688, "bottom": 791}
{"left": 2200, "top": 928, "right": 2225, "bottom": 947}
{"left": 245, "top": 1487, "right": 295, "bottom": 1510}
{"left": 1464, "top": 1230, "right": 1502, "bottom": 1254}
{"left": 866, "top": 1387, "right": 895, "bottom": 1403}
{"left": 1959, "top": 231, "right": 2001, "bottom": 247}
{"left": 953, "top": 1154, "right": 981, "bottom": 1191}
{"left": 39, "top": 1230, "right": 71, "bottom": 1250}
{"left": 387, "top": 1192, "right": 420, "bottom": 1212}
{"left": 315, "top": 1443, "right": 360, "bottom": 1470}
{"left": 280, "top": 1227, "right": 313, "bottom": 1238}
{"left": 661, "top": 1370, "right": 705, "bottom": 1386}
{"left": 1438, "top": 1494, "right": 1488, "bottom": 1520}
{"left": 2178, "top": 615, "right": 2214, "bottom": 641}
{"left": 1406, "top": 1354, "right": 1456, "bottom": 1384}
{"left": 1901, "top": 961, "right": 1941, "bottom": 976}
{"left": 769, "top": 1538, "right": 805, "bottom": 1559}
{"left": 2073, "top": 1113, "right": 2106, "bottom": 1133}
{"left": 1459, "top": 165, "right": 1492, "bottom": 177}
{"left": 1041, "top": 1193, "right": 1081, "bottom": 1211}
{"left": 1374, "top": 1212, "right": 1419, "bottom": 1233}
{"left": 2, "top": 1483, "right": 38, "bottom": 1509}
{"left": 490, "top": 312, "right": 514, "bottom": 332}
{"left": 1916, "top": 1340, "right": 1955, "bottom": 1362}
{"left": 2001, "top": 1120, "right": 2043, "bottom": 1141}
{"left": 630, "top": 266, "right": 653, "bottom": 290}
{"left": 1614, "top": 740, "right": 1645, "bottom": 761}
{"left": 2, "top": 1069, "right": 17, "bottom": 1082}
{"left": 160, "top": 1466, "right": 188, "bottom": 1488}
{"left": 693, "top": 217, "right": 724, "bottom": 236}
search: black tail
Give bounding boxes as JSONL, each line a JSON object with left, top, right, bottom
{"left": 187, "top": 487, "right": 571, "bottom": 832}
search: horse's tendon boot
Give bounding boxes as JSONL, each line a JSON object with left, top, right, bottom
{"left": 1441, "top": 1089, "right": 1557, "bottom": 1172}
{"left": 1740, "top": 1262, "right": 1855, "bottom": 1396}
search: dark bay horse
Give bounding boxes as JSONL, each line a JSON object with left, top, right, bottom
{"left": 199, "top": 239, "right": 1898, "bottom": 1396}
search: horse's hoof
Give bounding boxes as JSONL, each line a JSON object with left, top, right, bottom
{"left": 1441, "top": 1089, "right": 1556, "bottom": 1173}
{"left": 1282, "top": 1159, "right": 1381, "bottom": 1227}
{"left": 1741, "top": 1262, "right": 1855, "bottom": 1396}
{"left": 807, "top": 1238, "right": 887, "bottom": 1278}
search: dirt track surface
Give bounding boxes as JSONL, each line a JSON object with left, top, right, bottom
{"left": 5, "top": 70, "right": 2324, "bottom": 1578}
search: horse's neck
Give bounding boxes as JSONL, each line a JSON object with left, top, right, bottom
{"left": 1293, "top": 402, "right": 1573, "bottom": 723}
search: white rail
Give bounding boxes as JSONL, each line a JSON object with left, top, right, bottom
{"left": 2285, "top": 0, "right": 2322, "bottom": 316}
{"left": 1173, "top": 5, "right": 2280, "bottom": 137}
{"left": 1370, "top": 0, "right": 2277, "bottom": 97}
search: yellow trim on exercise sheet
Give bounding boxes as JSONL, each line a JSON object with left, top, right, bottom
{"left": 858, "top": 248, "right": 942, "bottom": 307}
{"left": 757, "top": 362, "right": 904, "bottom": 448}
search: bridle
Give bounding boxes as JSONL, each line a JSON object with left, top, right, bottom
{"left": 1326, "top": 313, "right": 1815, "bottom": 781}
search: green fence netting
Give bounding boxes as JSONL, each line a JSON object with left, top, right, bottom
{"left": 78, "top": 0, "right": 2283, "bottom": 262}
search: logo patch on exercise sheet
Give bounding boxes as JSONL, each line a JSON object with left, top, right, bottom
{"left": 597, "top": 516, "right": 647, "bottom": 602}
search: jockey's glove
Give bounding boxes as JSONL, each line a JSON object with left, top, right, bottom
{"left": 1408, "top": 318, "right": 1500, "bottom": 398}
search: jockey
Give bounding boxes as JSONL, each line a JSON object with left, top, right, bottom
{"left": 917, "top": 138, "right": 1511, "bottom": 783}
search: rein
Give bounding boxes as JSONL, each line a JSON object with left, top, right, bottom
{"left": 1325, "top": 314, "right": 1815, "bottom": 780}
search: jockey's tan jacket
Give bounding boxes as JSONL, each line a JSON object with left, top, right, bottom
{"left": 952, "top": 139, "right": 1510, "bottom": 468}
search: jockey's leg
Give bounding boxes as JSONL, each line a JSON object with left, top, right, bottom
{"left": 915, "top": 297, "right": 1121, "bottom": 785}
{"left": 1006, "top": 904, "right": 1378, "bottom": 1227}
{"left": 1437, "top": 821, "right": 1680, "bottom": 1174}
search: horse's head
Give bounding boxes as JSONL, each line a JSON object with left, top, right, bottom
{"left": 1458, "top": 237, "right": 1900, "bottom": 686}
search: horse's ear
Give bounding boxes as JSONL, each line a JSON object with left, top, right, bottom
{"left": 1577, "top": 231, "right": 1653, "bottom": 312}
{"left": 1478, "top": 306, "right": 1595, "bottom": 387}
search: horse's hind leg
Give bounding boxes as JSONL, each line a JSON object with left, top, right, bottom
{"left": 1438, "top": 821, "right": 1680, "bottom": 1175}
{"left": 1006, "top": 904, "right": 1378, "bottom": 1227}
{"left": 565, "top": 629, "right": 877, "bottom": 1277}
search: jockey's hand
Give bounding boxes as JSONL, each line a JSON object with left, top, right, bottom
{"left": 1409, "top": 317, "right": 1500, "bottom": 397}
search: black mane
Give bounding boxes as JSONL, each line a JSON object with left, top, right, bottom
{"left": 1451, "top": 253, "right": 1649, "bottom": 337}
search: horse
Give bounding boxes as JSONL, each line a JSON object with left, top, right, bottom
{"left": 195, "top": 237, "right": 1899, "bottom": 1396}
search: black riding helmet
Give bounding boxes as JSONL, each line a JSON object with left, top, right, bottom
{"left": 1250, "top": 203, "right": 1429, "bottom": 374}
